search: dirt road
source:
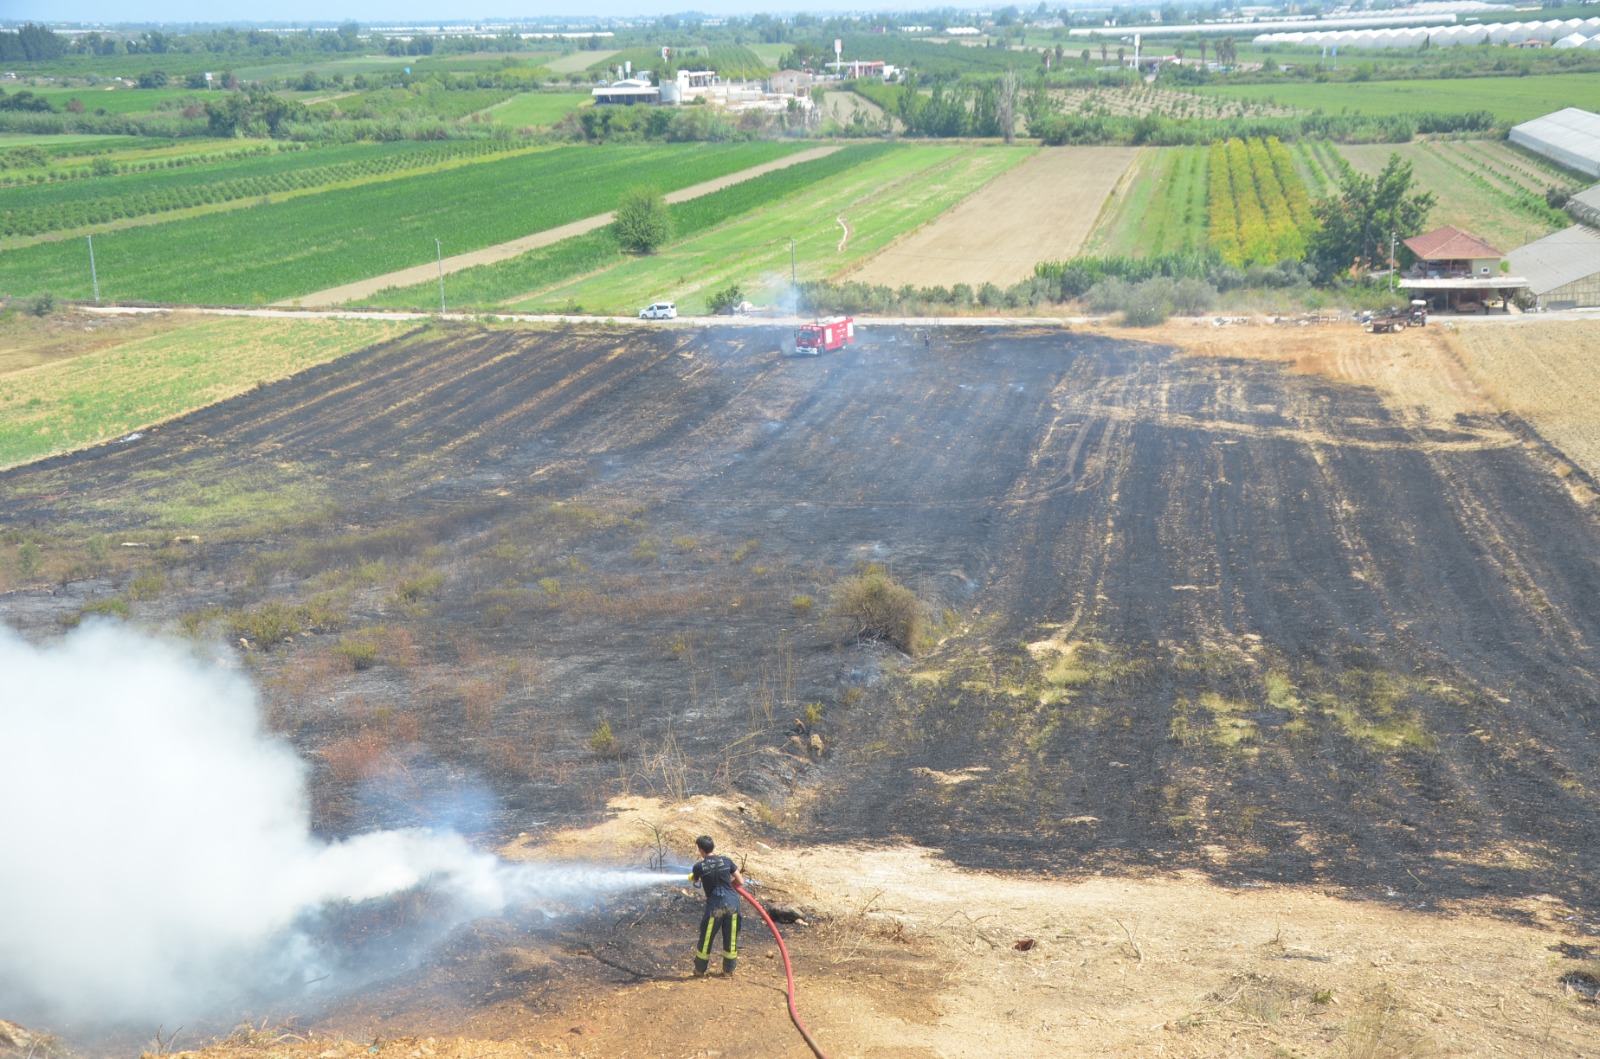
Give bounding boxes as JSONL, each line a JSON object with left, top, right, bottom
{"left": 278, "top": 147, "right": 841, "bottom": 309}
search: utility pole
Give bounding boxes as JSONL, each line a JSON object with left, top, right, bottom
{"left": 436, "top": 238, "right": 445, "bottom": 314}
{"left": 86, "top": 234, "right": 99, "bottom": 306}
{"left": 790, "top": 237, "right": 796, "bottom": 293}
{"left": 1389, "top": 231, "right": 1396, "bottom": 293}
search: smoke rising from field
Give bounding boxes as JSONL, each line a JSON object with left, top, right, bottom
{"left": 0, "top": 623, "right": 678, "bottom": 1028}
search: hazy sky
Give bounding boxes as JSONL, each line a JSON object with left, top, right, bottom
{"left": 9, "top": 1, "right": 852, "bottom": 24}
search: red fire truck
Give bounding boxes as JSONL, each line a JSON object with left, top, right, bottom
{"left": 794, "top": 316, "right": 854, "bottom": 355}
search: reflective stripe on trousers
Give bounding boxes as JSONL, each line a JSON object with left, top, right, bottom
{"left": 696, "top": 909, "right": 739, "bottom": 960}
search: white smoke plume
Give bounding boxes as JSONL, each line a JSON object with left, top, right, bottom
{"left": 0, "top": 623, "right": 678, "bottom": 1028}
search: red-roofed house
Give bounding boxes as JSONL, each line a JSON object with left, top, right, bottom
{"left": 1405, "top": 225, "right": 1503, "bottom": 276}
{"left": 1399, "top": 225, "right": 1529, "bottom": 313}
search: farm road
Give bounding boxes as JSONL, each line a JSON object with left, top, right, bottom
{"left": 8, "top": 323, "right": 1600, "bottom": 909}
{"left": 277, "top": 146, "right": 841, "bottom": 309}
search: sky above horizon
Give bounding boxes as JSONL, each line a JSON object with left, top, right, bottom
{"left": 4, "top": 1, "right": 893, "bottom": 25}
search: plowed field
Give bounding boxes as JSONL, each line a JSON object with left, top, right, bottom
{"left": 5, "top": 321, "right": 1600, "bottom": 1057}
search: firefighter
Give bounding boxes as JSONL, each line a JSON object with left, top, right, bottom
{"left": 688, "top": 834, "right": 744, "bottom": 977}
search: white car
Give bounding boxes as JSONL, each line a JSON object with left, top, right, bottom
{"left": 640, "top": 302, "right": 677, "bottom": 320}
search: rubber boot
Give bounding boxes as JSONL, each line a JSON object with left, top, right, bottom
{"left": 693, "top": 957, "right": 709, "bottom": 977}
{"left": 721, "top": 958, "right": 737, "bottom": 977}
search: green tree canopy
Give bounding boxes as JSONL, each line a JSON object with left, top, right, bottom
{"left": 614, "top": 186, "right": 672, "bottom": 255}
{"left": 1307, "top": 153, "right": 1435, "bottom": 282}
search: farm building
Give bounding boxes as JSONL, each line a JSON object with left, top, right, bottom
{"left": 1566, "top": 184, "right": 1600, "bottom": 228}
{"left": 1398, "top": 225, "right": 1530, "bottom": 313}
{"left": 1509, "top": 108, "right": 1600, "bottom": 178}
{"left": 591, "top": 77, "right": 659, "bottom": 106}
{"left": 1507, "top": 224, "right": 1600, "bottom": 309}
{"left": 768, "top": 70, "right": 814, "bottom": 97}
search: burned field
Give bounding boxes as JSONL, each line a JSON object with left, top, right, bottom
{"left": 4, "top": 322, "right": 1599, "bottom": 912}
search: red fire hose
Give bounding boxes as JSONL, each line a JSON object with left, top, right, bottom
{"left": 735, "top": 884, "right": 829, "bottom": 1059}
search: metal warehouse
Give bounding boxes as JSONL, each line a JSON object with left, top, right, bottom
{"left": 1507, "top": 224, "right": 1600, "bottom": 310}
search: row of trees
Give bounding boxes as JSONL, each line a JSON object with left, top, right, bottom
{"left": 0, "top": 23, "right": 65, "bottom": 63}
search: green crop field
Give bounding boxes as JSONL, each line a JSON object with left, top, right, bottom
{"left": 1337, "top": 141, "right": 1568, "bottom": 255}
{"left": 546, "top": 50, "right": 617, "bottom": 75}
{"left": 0, "top": 142, "right": 802, "bottom": 305}
{"left": 306, "top": 84, "right": 518, "bottom": 120}
{"left": 0, "top": 315, "right": 410, "bottom": 470}
{"left": 484, "top": 91, "right": 591, "bottom": 128}
{"left": 21, "top": 86, "right": 207, "bottom": 116}
{"left": 1291, "top": 138, "right": 1345, "bottom": 198}
{"left": 505, "top": 144, "right": 1028, "bottom": 315}
{"left": 0, "top": 141, "right": 513, "bottom": 237}
{"left": 746, "top": 43, "right": 791, "bottom": 67}
{"left": 1084, "top": 145, "right": 1210, "bottom": 258}
{"left": 0, "top": 133, "right": 157, "bottom": 152}
{"left": 1198, "top": 72, "right": 1600, "bottom": 125}
{"left": 357, "top": 143, "right": 896, "bottom": 310}
{"left": 231, "top": 55, "right": 420, "bottom": 81}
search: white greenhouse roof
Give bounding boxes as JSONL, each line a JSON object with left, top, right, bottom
{"left": 1507, "top": 225, "right": 1600, "bottom": 295}
{"left": 1509, "top": 108, "right": 1600, "bottom": 179}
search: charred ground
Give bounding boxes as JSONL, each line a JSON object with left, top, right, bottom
{"left": 3, "top": 322, "right": 1598, "bottom": 914}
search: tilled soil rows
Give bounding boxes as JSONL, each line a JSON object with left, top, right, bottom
{"left": 4, "top": 323, "right": 1598, "bottom": 912}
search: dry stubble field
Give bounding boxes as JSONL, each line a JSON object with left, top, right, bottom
{"left": 848, "top": 146, "right": 1139, "bottom": 289}
{"left": 1446, "top": 319, "right": 1600, "bottom": 488}
{"left": 3, "top": 316, "right": 1600, "bottom": 1057}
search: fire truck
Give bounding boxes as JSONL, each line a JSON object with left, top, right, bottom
{"left": 794, "top": 316, "right": 854, "bottom": 355}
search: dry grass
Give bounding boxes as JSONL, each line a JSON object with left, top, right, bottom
{"left": 320, "top": 727, "right": 394, "bottom": 784}
{"left": 1447, "top": 321, "right": 1600, "bottom": 487}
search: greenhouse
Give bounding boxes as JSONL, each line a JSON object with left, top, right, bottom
{"left": 1509, "top": 108, "right": 1600, "bottom": 179}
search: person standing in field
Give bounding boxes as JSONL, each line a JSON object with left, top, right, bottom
{"left": 689, "top": 834, "right": 744, "bottom": 977}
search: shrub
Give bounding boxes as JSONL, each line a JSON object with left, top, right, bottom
{"left": 708, "top": 283, "right": 745, "bottom": 314}
{"left": 227, "top": 601, "right": 308, "bottom": 649}
{"left": 831, "top": 565, "right": 925, "bottom": 655}
{"left": 1169, "top": 277, "right": 1219, "bottom": 316}
{"left": 1121, "top": 277, "right": 1175, "bottom": 326}
{"left": 589, "top": 719, "right": 618, "bottom": 754}
{"left": 1084, "top": 278, "right": 1131, "bottom": 314}
{"left": 335, "top": 635, "right": 379, "bottom": 671}
{"left": 79, "top": 597, "right": 131, "bottom": 621}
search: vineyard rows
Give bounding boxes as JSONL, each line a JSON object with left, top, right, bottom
{"left": 0, "top": 140, "right": 528, "bottom": 238}
{"left": 1082, "top": 145, "right": 1207, "bottom": 258}
{"left": 1208, "top": 136, "right": 1315, "bottom": 267}
{"left": 1, "top": 141, "right": 286, "bottom": 187}
{"left": 0, "top": 141, "right": 799, "bottom": 305}
{"left": 1416, "top": 140, "right": 1570, "bottom": 230}
{"left": 1054, "top": 86, "right": 1296, "bottom": 122}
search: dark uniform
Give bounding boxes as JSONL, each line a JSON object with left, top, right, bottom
{"left": 690, "top": 853, "right": 741, "bottom": 976}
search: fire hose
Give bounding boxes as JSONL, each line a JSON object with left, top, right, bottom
{"left": 735, "top": 883, "right": 829, "bottom": 1059}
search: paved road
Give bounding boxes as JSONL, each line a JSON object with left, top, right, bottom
{"left": 274, "top": 146, "right": 843, "bottom": 310}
